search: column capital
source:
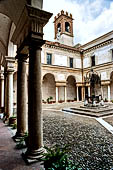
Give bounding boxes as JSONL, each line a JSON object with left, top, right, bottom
{"left": 16, "top": 53, "right": 28, "bottom": 62}
{"left": 3, "top": 57, "right": 15, "bottom": 73}
{"left": 11, "top": 5, "right": 52, "bottom": 54}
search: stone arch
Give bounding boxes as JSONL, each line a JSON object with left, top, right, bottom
{"left": 42, "top": 73, "right": 56, "bottom": 102}
{"left": 66, "top": 75, "right": 76, "bottom": 101}
{"left": 110, "top": 71, "right": 113, "bottom": 100}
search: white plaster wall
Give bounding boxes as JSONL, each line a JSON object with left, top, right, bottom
{"left": 57, "top": 74, "right": 65, "bottom": 81}
{"left": 83, "top": 44, "right": 113, "bottom": 68}
{"left": 54, "top": 54, "right": 67, "bottom": 66}
{"left": 96, "top": 44, "right": 112, "bottom": 65}
{"left": 76, "top": 58, "right": 81, "bottom": 68}
{"left": 42, "top": 45, "right": 81, "bottom": 69}
{"left": 41, "top": 51, "right": 45, "bottom": 64}
{"left": 59, "top": 34, "right": 73, "bottom": 46}
{"left": 101, "top": 72, "right": 107, "bottom": 80}
{"left": 83, "top": 57, "right": 90, "bottom": 68}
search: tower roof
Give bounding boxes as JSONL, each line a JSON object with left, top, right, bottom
{"left": 54, "top": 10, "right": 73, "bottom": 23}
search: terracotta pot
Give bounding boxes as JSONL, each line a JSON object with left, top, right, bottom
{"left": 9, "top": 117, "right": 16, "bottom": 126}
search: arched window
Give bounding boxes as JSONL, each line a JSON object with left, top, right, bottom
{"left": 57, "top": 23, "right": 61, "bottom": 32}
{"left": 65, "top": 22, "right": 70, "bottom": 32}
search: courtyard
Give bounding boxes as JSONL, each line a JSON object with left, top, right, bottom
{"left": 1, "top": 102, "right": 113, "bottom": 169}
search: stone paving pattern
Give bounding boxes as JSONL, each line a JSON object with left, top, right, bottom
{"left": 0, "top": 120, "right": 43, "bottom": 170}
{"left": 1, "top": 102, "right": 113, "bottom": 169}
{"left": 43, "top": 102, "right": 113, "bottom": 169}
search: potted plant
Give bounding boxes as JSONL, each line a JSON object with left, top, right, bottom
{"left": 9, "top": 115, "right": 17, "bottom": 126}
{"left": 47, "top": 96, "right": 53, "bottom": 104}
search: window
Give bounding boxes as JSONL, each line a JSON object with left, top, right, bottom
{"left": 65, "top": 22, "right": 70, "bottom": 32}
{"left": 69, "top": 58, "right": 73, "bottom": 68}
{"left": 91, "top": 55, "right": 95, "bottom": 66}
{"left": 47, "top": 53, "right": 52, "bottom": 65}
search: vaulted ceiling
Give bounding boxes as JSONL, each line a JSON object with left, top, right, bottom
{"left": 0, "top": 0, "right": 43, "bottom": 59}
{"left": 0, "top": 0, "right": 27, "bottom": 57}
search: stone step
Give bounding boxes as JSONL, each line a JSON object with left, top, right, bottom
{"left": 62, "top": 108, "right": 113, "bottom": 118}
{"left": 70, "top": 107, "right": 113, "bottom": 113}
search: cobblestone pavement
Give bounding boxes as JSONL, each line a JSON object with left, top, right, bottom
{"left": 43, "top": 102, "right": 113, "bottom": 169}
{"left": 0, "top": 120, "right": 43, "bottom": 170}
{"left": 1, "top": 102, "right": 113, "bottom": 170}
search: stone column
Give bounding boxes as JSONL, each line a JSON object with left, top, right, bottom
{"left": 88, "top": 86, "right": 90, "bottom": 97}
{"left": 108, "top": 85, "right": 110, "bottom": 102}
{"left": 4, "top": 72, "right": 7, "bottom": 116}
{"left": 24, "top": 41, "right": 45, "bottom": 162}
{"left": 64, "top": 86, "right": 67, "bottom": 102}
{"left": 0, "top": 74, "right": 4, "bottom": 108}
{"left": 77, "top": 86, "right": 79, "bottom": 101}
{"left": 56, "top": 86, "right": 59, "bottom": 103}
{"left": 101, "top": 86, "right": 103, "bottom": 99}
{"left": 81, "top": 86, "right": 84, "bottom": 101}
{"left": 6, "top": 71, "right": 14, "bottom": 118}
{"left": 15, "top": 54, "right": 27, "bottom": 138}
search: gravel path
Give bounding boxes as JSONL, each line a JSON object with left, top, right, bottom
{"left": 43, "top": 110, "right": 113, "bottom": 170}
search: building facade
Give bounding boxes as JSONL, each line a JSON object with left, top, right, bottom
{"left": 2, "top": 10, "right": 113, "bottom": 113}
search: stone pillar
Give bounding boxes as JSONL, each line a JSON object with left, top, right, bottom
{"left": 7, "top": 71, "right": 14, "bottom": 118}
{"left": 81, "top": 86, "right": 84, "bottom": 101}
{"left": 77, "top": 86, "right": 79, "bottom": 101}
{"left": 108, "top": 85, "right": 110, "bottom": 102}
{"left": 11, "top": 4, "right": 52, "bottom": 163}
{"left": 64, "top": 86, "right": 67, "bottom": 102}
{"left": 88, "top": 86, "right": 90, "bottom": 97}
{"left": 0, "top": 74, "right": 4, "bottom": 108}
{"left": 15, "top": 54, "right": 27, "bottom": 138}
{"left": 56, "top": 86, "right": 59, "bottom": 103}
{"left": 24, "top": 41, "right": 45, "bottom": 162}
{"left": 4, "top": 72, "right": 7, "bottom": 115}
{"left": 101, "top": 86, "right": 103, "bottom": 99}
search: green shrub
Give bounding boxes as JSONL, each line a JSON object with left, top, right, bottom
{"left": 12, "top": 123, "right": 17, "bottom": 129}
{"left": 40, "top": 145, "right": 80, "bottom": 170}
{"left": 47, "top": 96, "right": 53, "bottom": 103}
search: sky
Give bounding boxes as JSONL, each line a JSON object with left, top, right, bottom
{"left": 43, "top": 0, "right": 113, "bottom": 45}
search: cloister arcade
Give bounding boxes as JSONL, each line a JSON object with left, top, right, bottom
{"left": 0, "top": 0, "right": 52, "bottom": 163}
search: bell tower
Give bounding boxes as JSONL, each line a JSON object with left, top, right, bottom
{"left": 54, "top": 10, "right": 74, "bottom": 46}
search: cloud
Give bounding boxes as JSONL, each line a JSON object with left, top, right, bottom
{"left": 43, "top": 0, "right": 113, "bottom": 45}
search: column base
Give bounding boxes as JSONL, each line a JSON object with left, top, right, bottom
{"left": 13, "top": 132, "right": 26, "bottom": 142}
{"left": 3, "top": 116, "right": 9, "bottom": 124}
{"left": 22, "top": 147, "right": 45, "bottom": 164}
